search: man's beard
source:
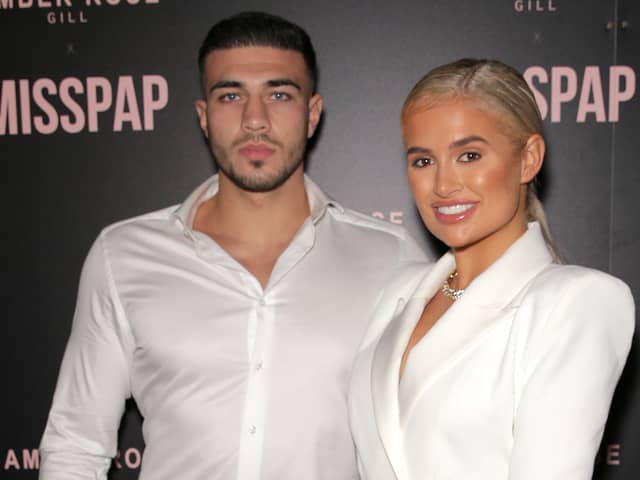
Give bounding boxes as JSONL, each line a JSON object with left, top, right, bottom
{"left": 212, "top": 133, "right": 306, "bottom": 193}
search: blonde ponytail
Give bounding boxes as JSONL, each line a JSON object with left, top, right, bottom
{"left": 526, "top": 185, "right": 561, "bottom": 263}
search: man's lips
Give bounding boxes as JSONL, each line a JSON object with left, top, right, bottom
{"left": 238, "top": 144, "right": 276, "bottom": 160}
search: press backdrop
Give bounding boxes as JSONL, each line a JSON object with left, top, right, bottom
{"left": 2, "top": 0, "right": 638, "bottom": 478}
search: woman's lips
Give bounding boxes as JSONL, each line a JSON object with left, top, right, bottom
{"left": 432, "top": 202, "right": 478, "bottom": 224}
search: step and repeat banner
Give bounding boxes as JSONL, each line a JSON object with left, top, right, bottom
{"left": 2, "top": 0, "right": 638, "bottom": 478}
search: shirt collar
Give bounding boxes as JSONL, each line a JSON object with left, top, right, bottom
{"left": 172, "top": 174, "right": 343, "bottom": 234}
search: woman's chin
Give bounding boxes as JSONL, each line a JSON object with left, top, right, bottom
{"left": 428, "top": 229, "right": 476, "bottom": 252}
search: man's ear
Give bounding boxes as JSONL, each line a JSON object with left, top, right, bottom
{"left": 307, "top": 93, "right": 323, "bottom": 138}
{"left": 194, "top": 99, "right": 208, "bottom": 138}
{"left": 521, "top": 134, "right": 545, "bottom": 183}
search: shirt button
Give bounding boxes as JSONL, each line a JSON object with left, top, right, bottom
{"left": 249, "top": 425, "right": 257, "bottom": 435}
{"left": 259, "top": 299, "right": 266, "bottom": 306}
{"left": 255, "top": 362, "right": 263, "bottom": 371}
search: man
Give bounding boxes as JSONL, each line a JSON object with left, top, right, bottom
{"left": 39, "top": 11, "right": 426, "bottom": 480}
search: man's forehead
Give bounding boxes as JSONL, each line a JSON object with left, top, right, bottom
{"left": 204, "top": 46, "right": 306, "bottom": 74}
{"left": 202, "top": 46, "right": 311, "bottom": 93}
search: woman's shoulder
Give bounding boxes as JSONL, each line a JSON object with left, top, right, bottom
{"left": 356, "top": 260, "right": 433, "bottom": 349}
{"left": 520, "top": 263, "right": 634, "bottom": 334}
{"left": 373, "top": 260, "right": 434, "bottom": 316}
{"left": 513, "top": 263, "right": 635, "bottom": 372}
{"left": 531, "top": 263, "right": 632, "bottom": 299}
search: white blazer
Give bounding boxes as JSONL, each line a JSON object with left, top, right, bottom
{"left": 349, "top": 223, "right": 634, "bottom": 480}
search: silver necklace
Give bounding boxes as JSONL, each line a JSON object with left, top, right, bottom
{"left": 441, "top": 270, "right": 465, "bottom": 301}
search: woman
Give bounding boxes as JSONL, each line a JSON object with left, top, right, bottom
{"left": 348, "top": 59, "right": 634, "bottom": 480}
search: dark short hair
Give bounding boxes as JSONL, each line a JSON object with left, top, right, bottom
{"left": 198, "top": 11, "right": 318, "bottom": 93}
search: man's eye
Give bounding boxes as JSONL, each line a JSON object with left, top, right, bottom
{"left": 219, "top": 92, "right": 239, "bottom": 102}
{"left": 460, "top": 152, "right": 481, "bottom": 162}
{"left": 271, "top": 91, "right": 291, "bottom": 101}
{"left": 411, "top": 157, "right": 433, "bottom": 168}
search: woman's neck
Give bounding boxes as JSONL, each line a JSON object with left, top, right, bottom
{"left": 450, "top": 219, "right": 528, "bottom": 290}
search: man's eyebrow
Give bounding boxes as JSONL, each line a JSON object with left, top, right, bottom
{"left": 266, "top": 78, "right": 302, "bottom": 91}
{"left": 208, "top": 80, "right": 242, "bottom": 95}
{"left": 449, "top": 135, "right": 488, "bottom": 149}
{"left": 207, "top": 78, "right": 302, "bottom": 95}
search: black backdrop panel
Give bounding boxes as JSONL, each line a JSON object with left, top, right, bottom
{"left": 1, "top": 1, "right": 638, "bottom": 478}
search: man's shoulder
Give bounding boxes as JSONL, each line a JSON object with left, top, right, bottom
{"left": 324, "top": 205, "right": 429, "bottom": 263}
{"left": 100, "top": 204, "right": 180, "bottom": 243}
{"left": 327, "top": 205, "right": 412, "bottom": 241}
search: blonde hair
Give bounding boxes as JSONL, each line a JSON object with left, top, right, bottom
{"left": 402, "top": 58, "right": 560, "bottom": 262}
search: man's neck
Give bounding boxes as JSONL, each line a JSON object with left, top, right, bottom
{"left": 193, "top": 169, "right": 311, "bottom": 288}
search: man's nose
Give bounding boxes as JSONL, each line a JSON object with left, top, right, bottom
{"left": 241, "top": 96, "right": 270, "bottom": 133}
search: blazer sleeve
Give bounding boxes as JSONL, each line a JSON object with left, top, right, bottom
{"left": 508, "top": 269, "right": 635, "bottom": 480}
{"left": 39, "top": 233, "right": 134, "bottom": 480}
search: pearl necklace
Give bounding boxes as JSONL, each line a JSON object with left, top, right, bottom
{"left": 441, "top": 270, "right": 465, "bottom": 301}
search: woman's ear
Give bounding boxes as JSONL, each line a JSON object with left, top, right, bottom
{"left": 521, "top": 134, "right": 545, "bottom": 183}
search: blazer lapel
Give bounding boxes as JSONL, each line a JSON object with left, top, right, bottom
{"left": 370, "top": 297, "right": 422, "bottom": 480}
{"left": 370, "top": 257, "right": 453, "bottom": 478}
{"left": 398, "top": 295, "right": 507, "bottom": 423}
{"left": 382, "top": 223, "right": 554, "bottom": 428}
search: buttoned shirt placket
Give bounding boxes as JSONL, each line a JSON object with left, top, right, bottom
{"left": 185, "top": 212, "right": 318, "bottom": 480}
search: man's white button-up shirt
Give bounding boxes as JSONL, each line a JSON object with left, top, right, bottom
{"left": 39, "top": 175, "right": 427, "bottom": 480}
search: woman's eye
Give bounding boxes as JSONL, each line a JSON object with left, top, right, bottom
{"left": 411, "top": 157, "right": 433, "bottom": 168}
{"left": 460, "top": 152, "right": 481, "bottom": 162}
{"left": 271, "top": 91, "right": 291, "bottom": 101}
